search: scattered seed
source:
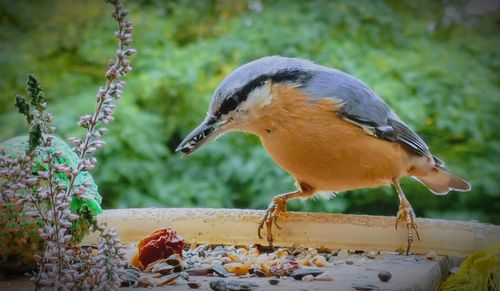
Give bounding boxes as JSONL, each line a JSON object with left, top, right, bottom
{"left": 293, "top": 248, "right": 306, "bottom": 258}
{"left": 352, "top": 283, "right": 380, "bottom": 290}
{"left": 276, "top": 248, "right": 290, "bottom": 259}
{"left": 227, "top": 280, "right": 258, "bottom": 291}
{"left": 239, "top": 282, "right": 253, "bottom": 291}
{"left": 337, "top": 250, "right": 349, "bottom": 257}
{"left": 229, "top": 253, "right": 240, "bottom": 262}
{"left": 366, "top": 250, "right": 378, "bottom": 259}
{"left": 302, "top": 274, "right": 314, "bottom": 282}
{"left": 224, "top": 263, "right": 251, "bottom": 276}
{"left": 292, "top": 268, "right": 324, "bottom": 280}
{"left": 144, "top": 258, "right": 168, "bottom": 272}
{"left": 188, "top": 281, "right": 202, "bottom": 289}
{"left": 149, "top": 273, "right": 180, "bottom": 287}
{"left": 121, "top": 266, "right": 141, "bottom": 287}
{"left": 210, "top": 279, "right": 227, "bottom": 291}
{"left": 211, "top": 263, "right": 230, "bottom": 277}
{"left": 312, "top": 255, "right": 328, "bottom": 267}
{"left": 190, "top": 239, "right": 198, "bottom": 251}
{"left": 268, "top": 278, "right": 280, "bottom": 285}
{"left": 260, "top": 262, "right": 271, "bottom": 276}
{"left": 251, "top": 243, "right": 265, "bottom": 254}
{"left": 308, "top": 248, "right": 319, "bottom": 257}
{"left": 193, "top": 243, "right": 209, "bottom": 253}
{"left": 238, "top": 248, "right": 248, "bottom": 256}
{"left": 346, "top": 260, "right": 354, "bottom": 265}
{"left": 254, "top": 269, "right": 267, "bottom": 277}
{"left": 395, "top": 247, "right": 406, "bottom": 255}
{"left": 270, "top": 260, "right": 300, "bottom": 277}
{"left": 186, "top": 267, "right": 211, "bottom": 276}
{"left": 175, "top": 260, "right": 186, "bottom": 272}
{"left": 166, "top": 254, "right": 181, "bottom": 266}
{"left": 180, "top": 271, "right": 190, "bottom": 281}
{"left": 378, "top": 271, "right": 392, "bottom": 282}
{"left": 151, "top": 262, "right": 174, "bottom": 275}
{"left": 248, "top": 247, "right": 260, "bottom": 256}
{"left": 314, "top": 273, "right": 334, "bottom": 281}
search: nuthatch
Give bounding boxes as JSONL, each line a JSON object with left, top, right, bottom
{"left": 176, "top": 56, "right": 471, "bottom": 253}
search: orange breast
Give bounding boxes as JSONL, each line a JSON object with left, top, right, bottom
{"left": 246, "top": 85, "right": 410, "bottom": 192}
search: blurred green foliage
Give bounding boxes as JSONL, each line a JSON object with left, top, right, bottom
{"left": 1, "top": 0, "right": 499, "bottom": 223}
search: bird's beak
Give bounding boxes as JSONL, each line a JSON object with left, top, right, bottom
{"left": 175, "top": 117, "right": 227, "bottom": 155}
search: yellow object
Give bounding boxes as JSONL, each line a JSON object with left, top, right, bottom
{"left": 441, "top": 243, "right": 500, "bottom": 291}
{"left": 224, "top": 262, "right": 251, "bottom": 275}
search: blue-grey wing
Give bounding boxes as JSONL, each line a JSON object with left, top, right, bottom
{"left": 302, "top": 68, "right": 432, "bottom": 159}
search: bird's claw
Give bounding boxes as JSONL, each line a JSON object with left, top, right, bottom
{"left": 395, "top": 199, "right": 420, "bottom": 255}
{"left": 257, "top": 197, "right": 286, "bottom": 248}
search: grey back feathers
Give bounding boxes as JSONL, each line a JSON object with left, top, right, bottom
{"left": 300, "top": 63, "right": 432, "bottom": 159}
{"left": 211, "top": 56, "right": 432, "bottom": 159}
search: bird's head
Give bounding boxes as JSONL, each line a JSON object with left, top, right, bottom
{"left": 176, "top": 56, "right": 315, "bottom": 155}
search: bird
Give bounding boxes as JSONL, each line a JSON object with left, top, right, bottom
{"left": 176, "top": 56, "right": 471, "bottom": 254}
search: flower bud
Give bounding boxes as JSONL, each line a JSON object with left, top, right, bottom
{"left": 124, "top": 48, "right": 136, "bottom": 56}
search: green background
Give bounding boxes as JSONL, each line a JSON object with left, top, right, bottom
{"left": 1, "top": 0, "right": 499, "bottom": 223}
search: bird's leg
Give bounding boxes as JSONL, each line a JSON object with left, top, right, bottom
{"left": 393, "top": 179, "right": 420, "bottom": 255}
{"left": 257, "top": 188, "right": 313, "bottom": 248}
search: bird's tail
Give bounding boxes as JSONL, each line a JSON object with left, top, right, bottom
{"left": 415, "top": 163, "right": 471, "bottom": 195}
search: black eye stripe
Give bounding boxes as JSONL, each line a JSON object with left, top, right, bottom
{"left": 217, "top": 97, "right": 238, "bottom": 116}
{"left": 214, "top": 69, "right": 312, "bottom": 117}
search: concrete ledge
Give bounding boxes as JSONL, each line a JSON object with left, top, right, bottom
{"left": 85, "top": 208, "right": 500, "bottom": 257}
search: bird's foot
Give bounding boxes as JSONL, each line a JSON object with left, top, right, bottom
{"left": 395, "top": 198, "right": 420, "bottom": 255}
{"left": 257, "top": 196, "right": 287, "bottom": 248}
